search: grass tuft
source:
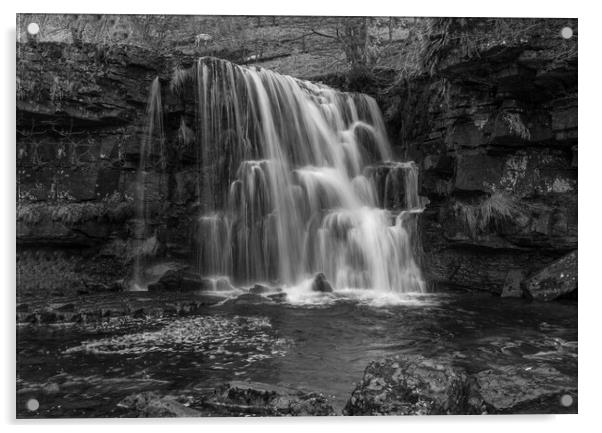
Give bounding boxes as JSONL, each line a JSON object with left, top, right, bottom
{"left": 452, "top": 191, "right": 523, "bottom": 237}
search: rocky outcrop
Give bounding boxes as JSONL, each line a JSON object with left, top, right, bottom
{"left": 119, "top": 381, "right": 335, "bottom": 417}
{"left": 16, "top": 42, "right": 201, "bottom": 293}
{"left": 523, "top": 250, "right": 577, "bottom": 301}
{"left": 345, "top": 355, "right": 577, "bottom": 415}
{"left": 16, "top": 291, "right": 226, "bottom": 324}
{"left": 344, "top": 356, "right": 482, "bottom": 415}
{"left": 381, "top": 20, "right": 578, "bottom": 294}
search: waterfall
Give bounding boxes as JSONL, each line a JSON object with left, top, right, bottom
{"left": 132, "top": 77, "right": 165, "bottom": 289}
{"left": 186, "top": 57, "right": 425, "bottom": 294}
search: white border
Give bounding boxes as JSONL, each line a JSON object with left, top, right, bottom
{"left": 2, "top": 1, "right": 598, "bottom": 432}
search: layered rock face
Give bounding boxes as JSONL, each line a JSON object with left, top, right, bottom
{"left": 17, "top": 19, "right": 578, "bottom": 299}
{"left": 16, "top": 43, "right": 186, "bottom": 294}
{"left": 381, "top": 23, "right": 578, "bottom": 295}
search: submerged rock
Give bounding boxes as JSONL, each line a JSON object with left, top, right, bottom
{"left": 344, "top": 355, "right": 481, "bottom": 415}
{"left": 311, "top": 273, "right": 333, "bottom": 293}
{"left": 523, "top": 250, "right": 577, "bottom": 301}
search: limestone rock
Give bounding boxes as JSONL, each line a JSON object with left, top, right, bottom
{"left": 501, "top": 269, "right": 525, "bottom": 298}
{"left": 118, "top": 392, "right": 202, "bottom": 417}
{"left": 205, "top": 381, "right": 335, "bottom": 416}
{"left": 474, "top": 365, "right": 577, "bottom": 413}
{"left": 523, "top": 250, "right": 577, "bottom": 301}
{"left": 311, "top": 273, "right": 333, "bottom": 293}
{"left": 344, "top": 355, "right": 482, "bottom": 415}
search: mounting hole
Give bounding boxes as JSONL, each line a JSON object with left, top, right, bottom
{"left": 27, "top": 23, "right": 40, "bottom": 36}
{"left": 560, "top": 394, "right": 573, "bottom": 407}
{"left": 26, "top": 398, "right": 39, "bottom": 411}
{"left": 561, "top": 27, "right": 573, "bottom": 39}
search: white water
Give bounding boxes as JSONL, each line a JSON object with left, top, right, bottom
{"left": 187, "top": 57, "right": 425, "bottom": 295}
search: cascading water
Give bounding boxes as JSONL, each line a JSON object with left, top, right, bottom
{"left": 132, "top": 77, "right": 165, "bottom": 289}
{"left": 183, "top": 57, "right": 425, "bottom": 295}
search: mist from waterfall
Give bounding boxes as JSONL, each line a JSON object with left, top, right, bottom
{"left": 187, "top": 57, "right": 425, "bottom": 294}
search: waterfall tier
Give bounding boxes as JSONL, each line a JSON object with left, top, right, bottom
{"left": 175, "top": 57, "right": 425, "bottom": 293}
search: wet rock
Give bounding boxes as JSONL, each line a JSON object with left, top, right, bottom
{"left": 180, "top": 275, "right": 207, "bottom": 292}
{"left": 249, "top": 284, "right": 282, "bottom": 295}
{"left": 311, "top": 273, "right": 333, "bottom": 293}
{"left": 267, "top": 292, "right": 288, "bottom": 303}
{"left": 203, "top": 381, "right": 335, "bottom": 416}
{"left": 118, "top": 392, "right": 202, "bottom": 417}
{"left": 249, "top": 283, "right": 272, "bottom": 294}
{"left": 208, "top": 277, "right": 235, "bottom": 292}
{"left": 524, "top": 250, "right": 577, "bottom": 301}
{"left": 501, "top": 270, "right": 525, "bottom": 298}
{"left": 344, "top": 355, "right": 482, "bottom": 415}
{"left": 147, "top": 282, "right": 164, "bottom": 292}
{"left": 227, "top": 293, "right": 274, "bottom": 306}
{"left": 156, "top": 269, "right": 183, "bottom": 291}
{"left": 52, "top": 303, "right": 76, "bottom": 312}
{"left": 42, "top": 382, "right": 60, "bottom": 394}
{"left": 474, "top": 365, "right": 577, "bottom": 413}
{"left": 39, "top": 310, "right": 58, "bottom": 324}
{"left": 107, "top": 279, "right": 126, "bottom": 292}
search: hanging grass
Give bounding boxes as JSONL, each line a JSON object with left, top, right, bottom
{"left": 502, "top": 112, "right": 531, "bottom": 140}
{"left": 169, "top": 66, "right": 193, "bottom": 95}
{"left": 452, "top": 191, "right": 523, "bottom": 238}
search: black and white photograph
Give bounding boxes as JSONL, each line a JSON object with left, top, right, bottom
{"left": 14, "top": 9, "right": 579, "bottom": 420}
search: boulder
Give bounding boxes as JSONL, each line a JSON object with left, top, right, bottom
{"left": 204, "top": 381, "right": 335, "bottom": 416}
{"left": 156, "top": 269, "right": 183, "bottom": 291}
{"left": 346, "top": 356, "right": 578, "bottom": 415}
{"left": 523, "top": 250, "right": 577, "bottom": 301}
{"left": 267, "top": 292, "right": 288, "bottom": 303}
{"left": 474, "top": 365, "right": 577, "bottom": 413}
{"left": 501, "top": 270, "right": 525, "bottom": 298}
{"left": 118, "top": 392, "right": 202, "bottom": 417}
{"left": 227, "top": 293, "right": 274, "bottom": 306}
{"left": 213, "top": 277, "right": 235, "bottom": 292}
{"left": 344, "top": 355, "right": 482, "bottom": 415}
{"left": 249, "top": 283, "right": 272, "bottom": 294}
{"left": 311, "top": 273, "right": 333, "bottom": 293}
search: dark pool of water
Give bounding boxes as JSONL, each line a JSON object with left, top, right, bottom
{"left": 16, "top": 291, "right": 577, "bottom": 417}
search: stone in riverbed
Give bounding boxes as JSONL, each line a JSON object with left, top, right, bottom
{"left": 118, "top": 392, "right": 202, "bottom": 417}
{"left": 311, "top": 273, "right": 333, "bottom": 293}
{"left": 346, "top": 355, "right": 578, "bottom": 415}
{"left": 343, "top": 355, "right": 482, "bottom": 415}
{"left": 501, "top": 270, "right": 525, "bottom": 298}
{"left": 249, "top": 284, "right": 282, "bottom": 295}
{"left": 204, "top": 381, "right": 335, "bottom": 416}
{"left": 523, "top": 250, "right": 577, "bottom": 301}
{"left": 249, "top": 283, "right": 272, "bottom": 294}
{"left": 474, "top": 365, "right": 577, "bottom": 413}
{"left": 226, "top": 293, "right": 274, "bottom": 306}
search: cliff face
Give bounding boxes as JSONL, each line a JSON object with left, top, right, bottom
{"left": 381, "top": 25, "right": 577, "bottom": 294}
{"left": 17, "top": 43, "right": 176, "bottom": 294}
{"left": 16, "top": 19, "right": 578, "bottom": 298}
